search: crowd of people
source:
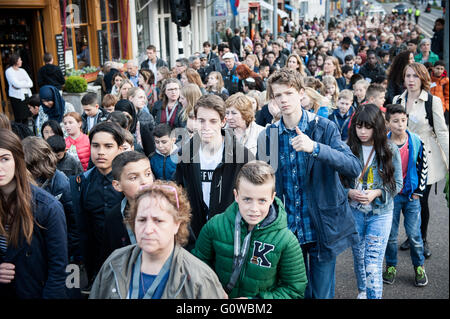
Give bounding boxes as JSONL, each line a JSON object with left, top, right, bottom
{"left": 0, "top": 8, "right": 449, "bottom": 300}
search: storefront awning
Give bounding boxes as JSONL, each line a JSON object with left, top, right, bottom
{"left": 284, "top": 4, "right": 294, "bottom": 11}
{"left": 277, "top": 9, "right": 289, "bottom": 19}
{"left": 250, "top": 0, "right": 273, "bottom": 11}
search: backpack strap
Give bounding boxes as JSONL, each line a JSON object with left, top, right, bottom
{"left": 425, "top": 93, "right": 434, "bottom": 134}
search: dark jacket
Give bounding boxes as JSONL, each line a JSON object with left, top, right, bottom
{"left": 103, "top": 68, "right": 120, "bottom": 94}
{"left": 149, "top": 149, "right": 178, "bottom": 181}
{"left": 431, "top": 29, "right": 444, "bottom": 59}
{"left": 69, "top": 167, "right": 124, "bottom": 281}
{"left": 101, "top": 200, "right": 131, "bottom": 264}
{"left": 255, "top": 103, "right": 273, "bottom": 127}
{"left": 81, "top": 107, "right": 109, "bottom": 134}
{"left": 40, "top": 169, "right": 78, "bottom": 261}
{"left": 57, "top": 153, "right": 84, "bottom": 177}
{"left": 175, "top": 130, "right": 254, "bottom": 243}
{"left": 257, "top": 111, "right": 361, "bottom": 262}
{"left": 0, "top": 185, "right": 68, "bottom": 299}
{"left": 37, "top": 64, "right": 65, "bottom": 90}
{"left": 359, "top": 63, "right": 386, "bottom": 83}
{"left": 274, "top": 53, "right": 288, "bottom": 68}
{"left": 230, "top": 35, "right": 242, "bottom": 58}
{"left": 221, "top": 66, "right": 243, "bottom": 96}
{"left": 140, "top": 57, "right": 168, "bottom": 70}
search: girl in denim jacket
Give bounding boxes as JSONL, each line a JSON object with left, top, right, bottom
{"left": 345, "top": 104, "right": 403, "bottom": 299}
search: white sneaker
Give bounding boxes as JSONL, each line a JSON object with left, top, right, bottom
{"left": 357, "top": 291, "right": 367, "bottom": 299}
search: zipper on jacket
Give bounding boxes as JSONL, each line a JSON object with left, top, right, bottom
{"left": 217, "top": 175, "right": 223, "bottom": 204}
{"left": 109, "top": 262, "right": 123, "bottom": 299}
{"left": 163, "top": 156, "right": 167, "bottom": 180}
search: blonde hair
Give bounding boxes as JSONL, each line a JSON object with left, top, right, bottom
{"left": 354, "top": 79, "right": 370, "bottom": 90}
{"left": 225, "top": 93, "right": 255, "bottom": 126}
{"left": 235, "top": 160, "right": 275, "bottom": 193}
{"left": 338, "top": 89, "right": 354, "bottom": 102}
{"left": 207, "top": 71, "right": 225, "bottom": 92}
{"left": 245, "top": 54, "right": 260, "bottom": 67}
{"left": 246, "top": 90, "right": 263, "bottom": 111}
{"left": 287, "top": 54, "right": 307, "bottom": 77}
{"left": 304, "top": 87, "right": 329, "bottom": 114}
{"left": 116, "top": 79, "right": 134, "bottom": 100}
{"left": 180, "top": 83, "right": 202, "bottom": 121}
{"left": 322, "top": 75, "right": 340, "bottom": 107}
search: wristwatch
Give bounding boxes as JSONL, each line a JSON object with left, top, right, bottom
{"left": 312, "top": 142, "right": 320, "bottom": 158}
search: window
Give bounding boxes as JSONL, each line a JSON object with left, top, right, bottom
{"left": 99, "top": 0, "right": 122, "bottom": 63}
{"left": 60, "top": 0, "right": 90, "bottom": 70}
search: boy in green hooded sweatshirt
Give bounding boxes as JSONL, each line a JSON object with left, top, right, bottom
{"left": 192, "top": 160, "right": 307, "bottom": 298}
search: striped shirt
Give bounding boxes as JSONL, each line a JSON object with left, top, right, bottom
{"left": 0, "top": 225, "right": 9, "bottom": 257}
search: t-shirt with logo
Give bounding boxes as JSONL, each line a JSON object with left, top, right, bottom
{"left": 199, "top": 143, "right": 224, "bottom": 209}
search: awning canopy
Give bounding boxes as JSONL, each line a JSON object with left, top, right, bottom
{"left": 284, "top": 4, "right": 294, "bottom": 11}
{"left": 277, "top": 9, "right": 289, "bottom": 18}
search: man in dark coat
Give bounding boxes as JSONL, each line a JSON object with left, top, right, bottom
{"left": 37, "top": 53, "right": 65, "bottom": 90}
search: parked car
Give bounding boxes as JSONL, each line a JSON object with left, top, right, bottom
{"left": 392, "top": 3, "right": 408, "bottom": 15}
{"left": 368, "top": 5, "right": 386, "bottom": 19}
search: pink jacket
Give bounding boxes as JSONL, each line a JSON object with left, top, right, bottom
{"left": 65, "top": 134, "right": 91, "bottom": 171}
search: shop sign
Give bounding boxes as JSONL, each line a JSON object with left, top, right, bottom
{"left": 55, "top": 34, "right": 66, "bottom": 76}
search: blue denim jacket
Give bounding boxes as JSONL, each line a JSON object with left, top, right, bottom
{"left": 347, "top": 141, "right": 404, "bottom": 215}
{"left": 258, "top": 111, "right": 362, "bottom": 262}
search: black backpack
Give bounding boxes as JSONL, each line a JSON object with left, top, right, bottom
{"left": 396, "top": 92, "right": 435, "bottom": 134}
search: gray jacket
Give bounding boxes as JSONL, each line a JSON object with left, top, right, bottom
{"left": 89, "top": 244, "right": 226, "bottom": 299}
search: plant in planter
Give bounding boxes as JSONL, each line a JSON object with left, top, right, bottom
{"left": 63, "top": 76, "right": 88, "bottom": 114}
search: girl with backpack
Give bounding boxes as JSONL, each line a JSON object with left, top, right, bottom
{"left": 393, "top": 62, "right": 449, "bottom": 258}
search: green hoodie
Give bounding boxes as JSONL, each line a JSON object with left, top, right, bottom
{"left": 192, "top": 196, "right": 307, "bottom": 299}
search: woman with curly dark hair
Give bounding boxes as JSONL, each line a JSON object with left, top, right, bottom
{"left": 385, "top": 50, "right": 415, "bottom": 104}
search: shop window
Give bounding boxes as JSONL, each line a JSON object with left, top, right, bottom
{"left": 135, "top": 1, "right": 150, "bottom": 60}
{"left": 99, "top": 0, "right": 122, "bottom": 63}
{"left": 60, "top": 0, "right": 91, "bottom": 70}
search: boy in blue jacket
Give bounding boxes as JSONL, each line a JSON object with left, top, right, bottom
{"left": 329, "top": 89, "right": 355, "bottom": 142}
{"left": 149, "top": 123, "right": 178, "bottom": 181}
{"left": 383, "top": 104, "right": 428, "bottom": 287}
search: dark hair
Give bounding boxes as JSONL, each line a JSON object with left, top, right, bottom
{"left": 264, "top": 51, "right": 276, "bottom": 57}
{"left": 88, "top": 121, "right": 125, "bottom": 146}
{"left": 434, "top": 60, "right": 445, "bottom": 68}
{"left": 342, "top": 65, "right": 353, "bottom": 74}
{"left": 347, "top": 104, "right": 397, "bottom": 194}
{"left": 379, "top": 51, "right": 390, "bottom": 58}
{"left": 28, "top": 94, "right": 40, "bottom": 107}
{"left": 385, "top": 104, "right": 407, "bottom": 122}
{"left": 299, "top": 46, "right": 308, "bottom": 51}
{"left": 218, "top": 42, "right": 229, "bottom": 53}
{"left": 46, "top": 135, "right": 66, "bottom": 153}
{"left": 106, "top": 111, "right": 130, "bottom": 130}
{"left": 366, "top": 83, "right": 386, "bottom": 99}
{"left": 344, "top": 54, "right": 354, "bottom": 62}
{"left": 203, "top": 41, "right": 211, "bottom": 47}
{"left": 407, "top": 38, "right": 419, "bottom": 45}
{"left": 41, "top": 120, "right": 64, "bottom": 138}
{"left": 0, "top": 128, "right": 34, "bottom": 247}
{"left": 146, "top": 44, "right": 156, "bottom": 52}
{"left": 111, "top": 150, "right": 149, "bottom": 181}
{"left": 366, "top": 49, "right": 377, "bottom": 57}
{"left": 153, "top": 123, "right": 172, "bottom": 138}
{"left": 387, "top": 50, "right": 414, "bottom": 86}
{"left": 8, "top": 53, "right": 20, "bottom": 67}
{"left": 43, "top": 52, "right": 53, "bottom": 63}
{"left": 194, "top": 94, "right": 226, "bottom": 121}
{"left": 81, "top": 92, "right": 98, "bottom": 106}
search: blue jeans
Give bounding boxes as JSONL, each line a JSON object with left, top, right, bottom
{"left": 385, "top": 194, "right": 424, "bottom": 267}
{"left": 301, "top": 242, "right": 336, "bottom": 299}
{"left": 351, "top": 207, "right": 393, "bottom": 299}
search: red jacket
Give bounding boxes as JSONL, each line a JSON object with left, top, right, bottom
{"left": 65, "top": 134, "right": 91, "bottom": 171}
{"left": 430, "top": 73, "right": 449, "bottom": 112}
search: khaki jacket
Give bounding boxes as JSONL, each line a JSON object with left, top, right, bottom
{"left": 89, "top": 244, "right": 226, "bottom": 299}
{"left": 394, "top": 90, "right": 449, "bottom": 184}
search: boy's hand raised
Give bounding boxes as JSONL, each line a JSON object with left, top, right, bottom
{"left": 291, "top": 127, "right": 314, "bottom": 153}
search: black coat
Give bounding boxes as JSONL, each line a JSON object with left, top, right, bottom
{"left": 101, "top": 200, "right": 131, "bottom": 264}
{"left": 140, "top": 57, "right": 168, "bottom": 70}
{"left": 37, "top": 64, "right": 65, "bottom": 90}
{"left": 230, "top": 35, "right": 242, "bottom": 57}
{"left": 359, "top": 63, "right": 386, "bottom": 83}
{"left": 175, "top": 129, "right": 254, "bottom": 243}
{"left": 255, "top": 103, "right": 273, "bottom": 127}
{"left": 0, "top": 185, "right": 68, "bottom": 299}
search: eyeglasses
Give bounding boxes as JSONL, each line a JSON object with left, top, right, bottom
{"left": 139, "top": 184, "right": 180, "bottom": 209}
{"left": 166, "top": 88, "right": 179, "bottom": 92}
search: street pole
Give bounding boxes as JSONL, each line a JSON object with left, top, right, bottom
{"left": 343, "top": 0, "right": 346, "bottom": 19}
{"left": 273, "top": 0, "right": 278, "bottom": 40}
{"left": 445, "top": 3, "right": 449, "bottom": 71}
{"left": 325, "top": 0, "right": 330, "bottom": 30}
{"left": 177, "top": 24, "right": 184, "bottom": 58}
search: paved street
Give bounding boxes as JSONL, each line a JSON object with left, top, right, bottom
{"left": 335, "top": 179, "right": 449, "bottom": 299}
{"left": 379, "top": 1, "right": 444, "bottom": 37}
